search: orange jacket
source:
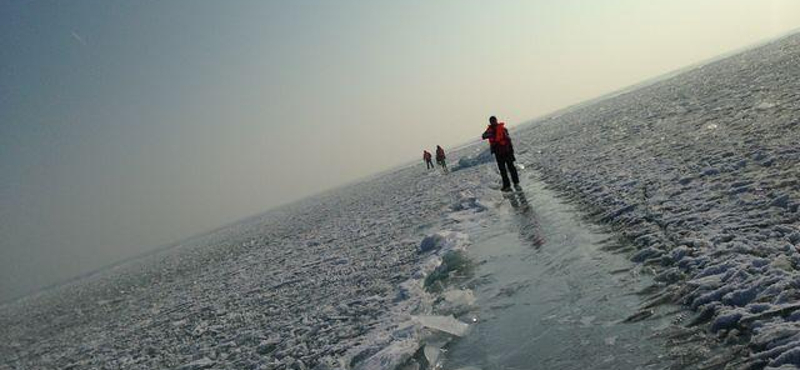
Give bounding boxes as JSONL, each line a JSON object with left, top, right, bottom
{"left": 482, "top": 123, "right": 513, "bottom": 155}
{"left": 488, "top": 123, "right": 508, "bottom": 147}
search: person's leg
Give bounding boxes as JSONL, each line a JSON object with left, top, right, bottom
{"left": 508, "top": 159, "right": 520, "bottom": 185}
{"left": 497, "top": 158, "right": 511, "bottom": 189}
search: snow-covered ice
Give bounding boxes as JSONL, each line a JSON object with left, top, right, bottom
{"left": 0, "top": 162, "right": 486, "bottom": 369}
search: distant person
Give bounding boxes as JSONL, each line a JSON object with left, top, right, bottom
{"left": 423, "top": 150, "right": 434, "bottom": 169}
{"left": 435, "top": 145, "right": 448, "bottom": 172}
{"left": 482, "top": 116, "right": 520, "bottom": 192}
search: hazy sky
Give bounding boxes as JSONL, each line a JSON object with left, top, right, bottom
{"left": 2, "top": 0, "right": 800, "bottom": 301}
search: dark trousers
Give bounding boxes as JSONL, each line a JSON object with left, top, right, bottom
{"left": 425, "top": 160, "right": 433, "bottom": 169}
{"left": 496, "top": 155, "right": 519, "bottom": 187}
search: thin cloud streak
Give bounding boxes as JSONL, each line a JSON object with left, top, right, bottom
{"left": 71, "top": 30, "right": 87, "bottom": 46}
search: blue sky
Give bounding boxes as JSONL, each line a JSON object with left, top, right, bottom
{"left": 2, "top": 0, "right": 800, "bottom": 301}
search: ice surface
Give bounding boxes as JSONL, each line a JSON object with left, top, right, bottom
{"left": 177, "top": 357, "right": 215, "bottom": 370}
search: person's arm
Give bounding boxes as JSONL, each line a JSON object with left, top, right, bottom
{"left": 481, "top": 128, "right": 493, "bottom": 140}
{"left": 505, "top": 128, "right": 514, "bottom": 152}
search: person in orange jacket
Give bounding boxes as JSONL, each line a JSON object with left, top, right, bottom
{"left": 423, "top": 150, "right": 434, "bottom": 169}
{"left": 482, "top": 116, "right": 520, "bottom": 191}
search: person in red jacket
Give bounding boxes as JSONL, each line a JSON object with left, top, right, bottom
{"left": 423, "top": 150, "right": 434, "bottom": 169}
{"left": 482, "top": 116, "right": 520, "bottom": 191}
{"left": 435, "top": 145, "right": 448, "bottom": 172}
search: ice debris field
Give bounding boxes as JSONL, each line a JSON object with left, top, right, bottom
{"left": 3, "top": 32, "right": 800, "bottom": 370}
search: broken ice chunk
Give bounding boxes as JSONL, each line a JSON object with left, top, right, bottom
{"left": 424, "top": 344, "right": 441, "bottom": 367}
{"left": 419, "top": 234, "right": 447, "bottom": 253}
{"left": 413, "top": 315, "right": 469, "bottom": 337}
{"left": 438, "top": 289, "right": 477, "bottom": 315}
{"left": 443, "top": 289, "right": 476, "bottom": 306}
{"left": 355, "top": 340, "right": 421, "bottom": 370}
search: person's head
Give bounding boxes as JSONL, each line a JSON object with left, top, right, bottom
{"left": 489, "top": 116, "right": 498, "bottom": 126}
